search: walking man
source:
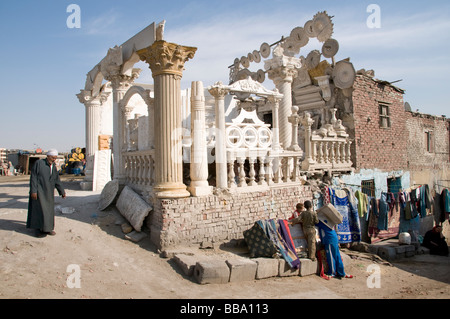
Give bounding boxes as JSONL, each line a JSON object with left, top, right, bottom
{"left": 27, "top": 149, "right": 66, "bottom": 237}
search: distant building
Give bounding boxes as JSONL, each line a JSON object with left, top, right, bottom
{"left": 0, "top": 148, "right": 6, "bottom": 163}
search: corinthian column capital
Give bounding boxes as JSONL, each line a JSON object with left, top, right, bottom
{"left": 207, "top": 81, "right": 230, "bottom": 100}
{"left": 77, "top": 90, "right": 110, "bottom": 106}
{"left": 137, "top": 40, "right": 197, "bottom": 78}
{"left": 265, "top": 55, "right": 302, "bottom": 84}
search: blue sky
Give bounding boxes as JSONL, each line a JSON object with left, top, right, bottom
{"left": 0, "top": 0, "right": 449, "bottom": 152}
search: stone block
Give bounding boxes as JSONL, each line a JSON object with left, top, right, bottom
{"left": 121, "top": 222, "right": 133, "bottom": 234}
{"left": 377, "top": 246, "right": 397, "bottom": 261}
{"left": 405, "top": 245, "right": 416, "bottom": 257}
{"left": 254, "top": 258, "right": 279, "bottom": 279}
{"left": 395, "top": 245, "right": 406, "bottom": 258}
{"left": 116, "top": 186, "right": 153, "bottom": 232}
{"left": 298, "top": 258, "right": 318, "bottom": 277}
{"left": 124, "top": 230, "right": 147, "bottom": 243}
{"left": 226, "top": 258, "right": 257, "bottom": 282}
{"left": 416, "top": 246, "right": 430, "bottom": 255}
{"left": 173, "top": 254, "right": 198, "bottom": 276}
{"left": 368, "top": 244, "right": 379, "bottom": 255}
{"left": 194, "top": 260, "right": 230, "bottom": 284}
{"left": 278, "top": 259, "right": 299, "bottom": 277}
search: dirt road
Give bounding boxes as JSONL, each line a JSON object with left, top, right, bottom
{"left": 1, "top": 177, "right": 449, "bottom": 300}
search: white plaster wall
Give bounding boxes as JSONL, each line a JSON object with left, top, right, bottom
{"left": 336, "top": 169, "right": 411, "bottom": 198}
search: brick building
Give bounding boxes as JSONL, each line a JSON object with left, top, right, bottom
{"left": 337, "top": 70, "right": 450, "bottom": 198}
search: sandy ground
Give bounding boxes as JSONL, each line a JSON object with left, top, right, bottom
{"left": 0, "top": 175, "right": 449, "bottom": 300}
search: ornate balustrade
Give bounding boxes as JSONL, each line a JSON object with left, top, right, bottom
{"left": 122, "top": 150, "right": 155, "bottom": 191}
{"left": 226, "top": 150, "right": 304, "bottom": 191}
{"left": 310, "top": 137, "right": 353, "bottom": 171}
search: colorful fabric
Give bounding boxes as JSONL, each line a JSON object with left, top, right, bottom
{"left": 243, "top": 222, "right": 278, "bottom": 258}
{"left": 257, "top": 219, "right": 300, "bottom": 269}
{"left": 355, "top": 190, "right": 369, "bottom": 217}
{"left": 278, "top": 220, "right": 301, "bottom": 266}
{"left": 329, "top": 188, "right": 361, "bottom": 243}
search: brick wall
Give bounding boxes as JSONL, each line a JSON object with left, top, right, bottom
{"left": 148, "top": 185, "right": 312, "bottom": 249}
{"left": 350, "top": 75, "right": 408, "bottom": 171}
{"left": 405, "top": 112, "right": 450, "bottom": 170}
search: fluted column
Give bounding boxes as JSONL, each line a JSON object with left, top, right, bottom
{"left": 267, "top": 95, "right": 282, "bottom": 152}
{"left": 138, "top": 40, "right": 197, "bottom": 198}
{"left": 265, "top": 53, "right": 301, "bottom": 150}
{"left": 188, "top": 81, "right": 212, "bottom": 196}
{"left": 208, "top": 82, "right": 230, "bottom": 189}
{"left": 76, "top": 90, "right": 110, "bottom": 188}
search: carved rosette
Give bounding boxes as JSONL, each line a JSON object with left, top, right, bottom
{"left": 137, "top": 40, "right": 197, "bottom": 78}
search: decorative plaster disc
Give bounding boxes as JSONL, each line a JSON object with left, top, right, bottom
{"left": 281, "top": 37, "right": 301, "bottom": 56}
{"left": 98, "top": 179, "right": 119, "bottom": 211}
{"left": 317, "top": 25, "right": 334, "bottom": 43}
{"left": 321, "top": 38, "right": 339, "bottom": 58}
{"left": 290, "top": 27, "right": 309, "bottom": 48}
{"left": 236, "top": 68, "right": 252, "bottom": 81}
{"left": 304, "top": 20, "right": 317, "bottom": 38}
{"left": 313, "top": 11, "right": 334, "bottom": 42}
{"left": 260, "top": 42, "right": 271, "bottom": 58}
{"left": 240, "top": 56, "right": 250, "bottom": 68}
{"left": 253, "top": 50, "right": 261, "bottom": 63}
{"left": 332, "top": 60, "right": 356, "bottom": 89}
{"left": 247, "top": 52, "right": 254, "bottom": 63}
{"left": 305, "top": 50, "right": 321, "bottom": 70}
{"left": 256, "top": 69, "right": 266, "bottom": 83}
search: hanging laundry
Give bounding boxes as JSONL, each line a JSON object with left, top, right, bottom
{"left": 322, "top": 185, "right": 331, "bottom": 205}
{"left": 419, "top": 185, "right": 427, "bottom": 218}
{"left": 387, "top": 192, "right": 396, "bottom": 217}
{"left": 377, "top": 192, "right": 389, "bottom": 231}
{"left": 329, "top": 188, "right": 361, "bottom": 243}
{"left": 434, "top": 191, "right": 443, "bottom": 224}
{"left": 355, "top": 190, "right": 369, "bottom": 218}
{"left": 368, "top": 197, "right": 379, "bottom": 237}
{"left": 409, "top": 189, "right": 420, "bottom": 219}
{"left": 442, "top": 189, "right": 450, "bottom": 214}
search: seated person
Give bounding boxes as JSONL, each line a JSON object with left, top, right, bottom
{"left": 422, "top": 225, "right": 449, "bottom": 257}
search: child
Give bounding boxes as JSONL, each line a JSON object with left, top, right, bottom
{"left": 289, "top": 202, "right": 305, "bottom": 221}
{"left": 291, "top": 200, "right": 318, "bottom": 261}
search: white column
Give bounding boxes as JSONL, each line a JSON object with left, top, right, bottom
{"left": 208, "top": 82, "right": 229, "bottom": 189}
{"left": 138, "top": 40, "right": 197, "bottom": 198}
{"left": 188, "top": 81, "right": 212, "bottom": 196}
{"left": 77, "top": 90, "right": 109, "bottom": 190}
{"left": 265, "top": 53, "right": 301, "bottom": 150}
{"left": 102, "top": 69, "right": 140, "bottom": 184}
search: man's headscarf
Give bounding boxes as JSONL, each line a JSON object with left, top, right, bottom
{"left": 47, "top": 149, "right": 58, "bottom": 156}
